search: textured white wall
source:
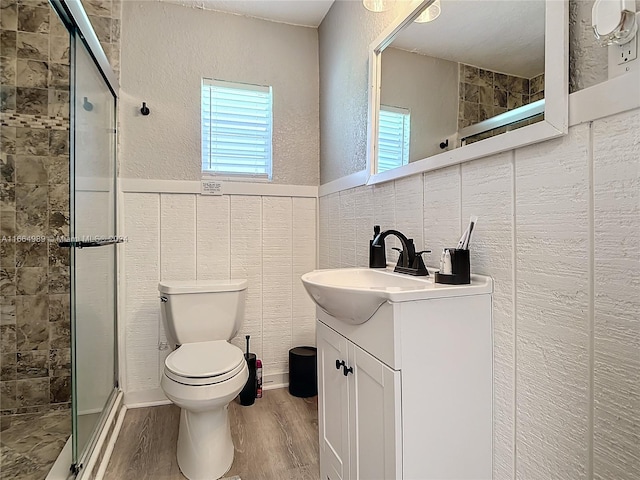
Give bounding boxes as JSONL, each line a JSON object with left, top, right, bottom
{"left": 319, "top": 109, "right": 640, "bottom": 480}
{"left": 122, "top": 193, "right": 317, "bottom": 394}
{"left": 119, "top": 1, "right": 319, "bottom": 185}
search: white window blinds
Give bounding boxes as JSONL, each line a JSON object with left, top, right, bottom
{"left": 202, "top": 79, "right": 273, "bottom": 179}
{"left": 377, "top": 106, "right": 410, "bottom": 173}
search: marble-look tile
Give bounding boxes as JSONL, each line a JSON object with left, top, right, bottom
{"left": 48, "top": 349, "right": 69, "bottom": 377}
{"left": 82, "top": 0, "right": 112, "bottom": 17}
{"left": 494, "top": 72, "right": 509, "bottom": 91}
{"left": 16, "top": 351, "right": 47, "bottom": 379}
{"left": 508, "top": 75, "right": 528, "bottom": 94}
{"left": 16, "top": 267, "right": 47, "bottom": 295}
{"left": 478, "top": 68, "right": 493, "bottom": 88}
{"left": 464, "top": 83, "right": 479, "bottom": 103}
{"left": 16, "top": 378, "right": 48, "bottom": 406}
{"left": 0, "top": 240, "right": 15, "bottom": 267}
{"left": 0, "top": 30, "right": 18, "bottom": 57}
{"left": 1, "top": 126, "right": 16, "bottom": 154}
{"left": 0, "top": 55, "right": 16, "bottom": 84}
{"left": 15, "top": 128, "right": 49, "bottom": 157}
{"left": 48, "top": 320, "right": 68, "bottom": 349}
{"left": 48, "top": 266, "right": 68, "bottom": 294}
{"left": 0, "top": 381, "right": 18, "bottom": 410}
{"left": 1, "top": 324, "right": 16, "bottom": 352}
{"left": 48, "top": 130, "right": 68, "bottom": 156}
{"left": 15, "top": 58, "right": 47, "bottom": 88}
{"left": 104, "top": 42, "right": 119, "bottom": 72}
{"left": 15, "top": 86, "right": 47, "bottom": 114}
{"left": 19, "top": 0, "right": 51, "bottom": 7}
{"left": 0, "top": 296, "right": 16, "bottom": 325}
{"left": 15, "top": 240, "right": 46, "bottom": 267}
{"left": 464, "top": 64, "right": 479, "bottom": 85}
{"left": 45, "top": 156, "right": 68, "bottom": 184}
{"left": 15, "top": 155, "right": 47, "bottom": 184}
{"left": 47, "top": 295, "right": 68, "bottom": 323}
{"left": 530, "top": 73, "right": 544, "bottom": 95}
{"left": 479, "top": 103, "right": 492, "bottom": 122}
{"left": 0, "top": 0, "right": 18, "bottom": 31}
{"left": 17, "top": 5, "right": 49, "bottom": 34}
{"left": 1, "top": 182, "right": 16, "bottom": 210}
{"left": 0, "top": 210, "right": 16, "bottom": 237}
{"left": 0, "top": 85, "right": 16, "bottom": 112}
{"left": 0, "top": 445, "right": 47, "bottom": 479}
{"left": 47, "top": 90, "right": 69, "bottom": 118}
{"left": 463, "top": 101, "right": 479, "bottom": 124}
{"left": 47, "top": 183, "right": 67, "bottom": 211}
{"left": 47, "top": 243, "right": 68, "bottom": 268}
{"left": 47, "top": 63, "right": 68, "bottom": 88}
{"left": 0, "top": 267, "right": 16, "bottom": 295}
{"left": 48, "top": 211, "right": 67, "bottom": 237}
{"left": 49, "top": 10, "right": 68, "bottom": 37}
{"left": 49, "top": 36, "right": 69, "bottom": 65}
{"left": 88, "top": 15, "right": 111, "bottom": 43}
{"left": 15, "top": 294, "right": 48, "bottom": 350}
{"left": 530, "top": 91, "right": 543, "bottom": 102}
{"left": 493, "top": 89, "right": 507, "bottom": 108}
{"left": 507, "top": 93, "right": 523, "bottom": 110}
{"left": 49, "top": 376, "right": 69, "bottom": 403}
{"left": 16, "top": 32, "right": 47, "bottom": 60}
{"left": 15, "top": 184, "right": 48, "bottom": 236}
{"left": 1, "top": 353, "right": 17, "bottom": 381}
{"left": 1, "top": 154, "right": 14, "bottom": 183}
{"left": 478, "top": 85, "right": 492, "bottom": 106}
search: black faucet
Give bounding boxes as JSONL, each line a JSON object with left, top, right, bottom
{"left": 369, "top": 226, "right": 429, "bottom": 276}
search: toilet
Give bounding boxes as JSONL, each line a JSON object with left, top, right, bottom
{"left": 158, "top": 279, "right": 249, "bottom": 480}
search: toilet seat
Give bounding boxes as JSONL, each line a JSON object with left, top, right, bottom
{"left": 165, "top": 340, "right": 246, "bottom": 386}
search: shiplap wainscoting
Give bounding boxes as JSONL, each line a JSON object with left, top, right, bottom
{"left": 319, "top": 109, "right": 640, "bottom": 480}
{"left": 122, "top": 193, "right": 317, "bottom": 404}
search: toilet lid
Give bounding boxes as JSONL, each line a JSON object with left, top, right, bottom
{"left": 165, "top": 341, "right": 245, "bottom": 379}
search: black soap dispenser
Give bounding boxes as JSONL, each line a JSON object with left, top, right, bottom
{"left": 239, "top": 335, "right": 257, "bottom": 406}
{"left": 369, "top": 225, "right": 386, "bottom": 268}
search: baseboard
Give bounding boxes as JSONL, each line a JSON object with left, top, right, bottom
{"left": 124, "top": 388, "right": 171, "bottom": 409}
{"left": 263, "top": 372, "right": 289, "bottom": 391}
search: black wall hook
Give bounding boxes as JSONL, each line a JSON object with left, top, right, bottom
{"left": 140, "top": 102, "right": 150, "bottom": 116}
{"left": 439, "top": 139, "right": 449, "bottom": 149}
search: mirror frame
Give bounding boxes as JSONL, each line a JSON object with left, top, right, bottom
{"left": 366, "top": 0, "right": 569, "bottom": 184}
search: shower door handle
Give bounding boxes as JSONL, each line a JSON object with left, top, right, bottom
{"left": 58, "top": 238, "right": 125, "bottom": 249}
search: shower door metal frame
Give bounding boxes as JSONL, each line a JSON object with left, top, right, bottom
{"left": 48, "top": 0, "right": 121, "bottom": 475}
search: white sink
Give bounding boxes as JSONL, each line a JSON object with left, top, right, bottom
{"left": 301, "top": 267, "right": 492, "bottom": 325}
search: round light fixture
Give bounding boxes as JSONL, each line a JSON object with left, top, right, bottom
{"left": 415, "top": 0, "right": 441, "bottom": 23}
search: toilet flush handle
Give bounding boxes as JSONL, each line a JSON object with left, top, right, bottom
{"left": 160, "top": 296, "right": 168, "bottom": 303}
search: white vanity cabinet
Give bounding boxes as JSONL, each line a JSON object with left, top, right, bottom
{"left": 315, "top": 276, "right": 493, "bottom": 480}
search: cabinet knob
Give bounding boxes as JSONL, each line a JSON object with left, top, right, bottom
{"left": 342, "top": 365, "right": 353, "bottom": 376}
{"left": 335, "top": 359, "right": 345, "bottom": 370}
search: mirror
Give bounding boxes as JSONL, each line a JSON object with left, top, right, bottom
{"left": 367, "top": 0, "right": 568, "bottom": 182}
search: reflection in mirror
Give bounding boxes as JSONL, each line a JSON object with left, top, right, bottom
{"left": 376, "top": 0, "right": 546, "bottom": 173}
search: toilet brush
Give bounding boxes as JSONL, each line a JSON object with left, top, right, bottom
{"left": 239, "top": 335, "right": 257, "bottom": 406}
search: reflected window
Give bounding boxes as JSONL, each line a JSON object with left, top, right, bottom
{"left": 378, "top": 106, "right": 410, "bottom": 173}
{"left": 201, "top": 79, "right": 273, "bottom": 180}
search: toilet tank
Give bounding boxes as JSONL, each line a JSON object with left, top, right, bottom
{"left": 158, "top": 280, "right": 247, "bottom": 346}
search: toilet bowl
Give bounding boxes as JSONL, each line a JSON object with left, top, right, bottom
{"left": 158, "top": 280, "right": 248, "bottom": 480}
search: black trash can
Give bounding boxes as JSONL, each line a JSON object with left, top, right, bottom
{"left": 289, "top": 346, "right": 317, "bottom": 397}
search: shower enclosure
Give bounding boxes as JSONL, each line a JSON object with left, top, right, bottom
{"left": 0, "top": 0, "right": 120, "bottom": 477}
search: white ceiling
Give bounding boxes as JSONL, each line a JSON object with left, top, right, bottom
{"left": 167, "top": 0, "right": 335, "bottom": 27}
{"left": 391, "top": 0, "right": 546, "bottom": 78}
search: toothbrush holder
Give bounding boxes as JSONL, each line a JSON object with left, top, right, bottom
{"left": 435, "top": 248, "right": 470, "bottom": 285}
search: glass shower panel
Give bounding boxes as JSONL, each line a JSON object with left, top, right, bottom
{"left": 70, "top": 34, "right": 118, "bottom": 464}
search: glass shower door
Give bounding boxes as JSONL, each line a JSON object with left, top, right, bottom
{"left": 69, "top": 32, "right": 118, "bottom": 468}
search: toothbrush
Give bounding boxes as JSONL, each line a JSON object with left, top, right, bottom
{"left": 458, "top": 216, "right": 478, "bottom": 250}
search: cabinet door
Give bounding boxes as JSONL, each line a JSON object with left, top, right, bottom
{"left": 349, "top": 343, "right": 402, "bottom": 480}
{"left": 317, "top": 321, "right": 350, "bottom": 480}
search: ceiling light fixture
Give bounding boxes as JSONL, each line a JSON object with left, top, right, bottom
{"left": 414, "top": 0, "right": 441, "bottom": 23}
{"left": 363, "top": 0, "right": 390, "bottom": 13}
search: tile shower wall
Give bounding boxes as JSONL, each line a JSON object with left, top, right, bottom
{"left": 319, "top": 108, "right": 640, "bottom": 480}
{"left": 0, "top": 0, "right": 120, "bottom": 416}
{"left": 122, "top": 193, "right": 317, "bottom": 397}
{"left": 458, "top": 64, "right": 546, "bottom": 129}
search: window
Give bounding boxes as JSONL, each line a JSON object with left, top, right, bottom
{"left": 377, "top": 106, "right": 410, "bottom": 173}
{"left": 201, "top": 79, "right": 273, "bottom": 179}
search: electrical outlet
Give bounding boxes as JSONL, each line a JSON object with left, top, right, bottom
{"left": 616, "top": 38, "right": 637, "bottom": 64}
